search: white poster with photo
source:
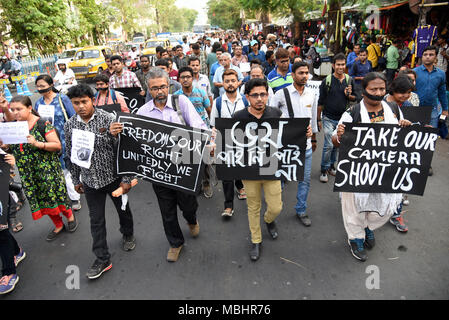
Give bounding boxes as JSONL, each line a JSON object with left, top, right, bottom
{"left": 37, "top": 104, "right": 55, "bottom": 125}
{"left": 0, "top": 121, "right": 29, "bottom": 144}
{"left": 305, "top": 80, "right": 321, "bottom": 111}
{"left": 71, "top": 128, "right": 95, "bottom": 169}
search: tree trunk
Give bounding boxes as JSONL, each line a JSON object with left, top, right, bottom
{"left": 326, "top": 0, "right": 341, "bottom": 54}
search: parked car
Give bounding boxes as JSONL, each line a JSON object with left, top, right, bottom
{"left": 68, "top": 46, "right": 113, "bottom": 80}
{"left": 55, "top": 47, "right": 81, "bottom": 71}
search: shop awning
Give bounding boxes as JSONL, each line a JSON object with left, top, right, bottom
{"left": 379, "top": 0, "right": 409, "bottom": 10}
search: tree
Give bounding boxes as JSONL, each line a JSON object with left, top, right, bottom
{"left": 0, "top": 0, "right": 72, "bottom": 55}
{"left": 207, "top": 0, "right": 244, "bottom": 31}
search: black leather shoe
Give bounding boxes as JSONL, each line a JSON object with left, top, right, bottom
{"left": 266, "top": 221, "right": 278, "bottom": 239}
{"left": 249, "top": 243, "right": 261, "bottom": 261}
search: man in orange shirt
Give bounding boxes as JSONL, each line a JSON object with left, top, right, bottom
{"left": 92, "top": 74, "right": 129, "bottom": 113}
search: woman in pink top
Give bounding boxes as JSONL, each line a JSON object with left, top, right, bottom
{"left": 93, "top": 74, "right": 129, "bottom": 113}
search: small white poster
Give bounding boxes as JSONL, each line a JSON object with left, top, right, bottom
{"left": 0, "top": 121, "right": 29, "bottom": 144}
{"left": 38, "top": 105, "right": 55, "bottom": 125}
{"left": 71, "top": 128, "right": 95, "bottom": 169}
{"left": 240, "top": 62, "right": 251, "bottom": 73}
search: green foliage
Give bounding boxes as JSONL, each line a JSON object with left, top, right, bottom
{"left": 207, "top": 0, "right": 243, "bottom": 31}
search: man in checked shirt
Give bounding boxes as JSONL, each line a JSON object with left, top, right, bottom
{"left": 109, "top": 55, "right": 145, "bottom": 97}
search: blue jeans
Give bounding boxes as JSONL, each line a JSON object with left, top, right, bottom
{"left": 320, "top": 116, "right": 339, "bottom": 172}
{"left": 430, "top": 104, "right": 442, "bottom": 128}
{"left": 295, "top": 148, "right": 313, "bottom": 216}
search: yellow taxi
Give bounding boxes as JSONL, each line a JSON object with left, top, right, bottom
{"left": 142, "top": 38, "right": 170, "bottom": 56}
{"left": 68, "top": 46, "right": 113, "bottom": 80}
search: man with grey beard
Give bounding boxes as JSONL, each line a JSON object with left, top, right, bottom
{"left": 111, "top": 68, "right": 208, "bottom": 263}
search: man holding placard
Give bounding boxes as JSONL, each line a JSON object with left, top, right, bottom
{"left": 332, "top": 72, "right": 412, "bottom": 262}
{"left": 111, "top": 68, "right": 208, "bottom": 263}
{"left": 233, "top": 78, "right": 312, "bottom": 261}
{"left": 272, "top": 61, "right": 318, "bottom": 227}
{"left": 65, "top": 84, "right": 136, "bottom": 280}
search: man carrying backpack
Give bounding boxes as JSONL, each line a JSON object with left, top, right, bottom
{"left": 93, "top": 74, "right": 129, "bottom": 113}
{"left": 305, "top": 37, "right": 320, "bottom": 75}
{"left": 209, "top": 69, "right": 249, "bottom": 218}
{"left": 317, "top": 53, "right": 357, "bottom": 183}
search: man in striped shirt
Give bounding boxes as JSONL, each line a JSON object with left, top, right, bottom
{"left": 175, "top": 66, "right": 213, "bottom": 199}
{"left": 267, "top": 48, "right": 293, "bottom": 93}
{"left": 109, "top": 55, "right": 144, "bottom": 96}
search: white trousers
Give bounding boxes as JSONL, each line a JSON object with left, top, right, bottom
{"left": 63, "top": 169, "right": 80, "bottom": 201}
{"left": 340, "top": 192, "right": 392, "bottom": 240}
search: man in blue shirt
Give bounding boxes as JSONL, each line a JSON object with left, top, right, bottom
{"left": 349, "top": 48, "right": 372, "bottom": 100}
{"left": 414, "top": 45, "right": 448, "bottom": 128}
{"left": 414, "top": 45, "right": 448, "bottom": 176}
{"left": 346, "top": 44, "right": 360, "bottom": 70}
{"left": 248, "top": 40, "right": 266, "bottom": 63}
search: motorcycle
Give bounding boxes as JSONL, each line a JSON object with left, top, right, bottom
{"left": 125, "top": 55, "right": 140, "bottom": 72}
{"left": 55, "top": 78, "right": 76, "bottom": 95}
{"left": 0, "top": 70, "right": 20, "bottom": 91}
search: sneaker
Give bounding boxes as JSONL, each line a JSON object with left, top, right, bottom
{"left": 221, "top": 208, "right": 234, "bottom": 218}
{"left": 14, "top": 248, "right": 26, "bottom": 267}
{"left": 203, "top": 184, "right": 213, "bottom": 198}
{"left": 348, "top": 239, "right": 367, "bottom": 261}
{"left": 188, "top": 221, "right": 200, "bottom": 238}
{"left": 297, "top": 214, "right": 311, "bottom": 227}
{"left": 402, "top": 195, "right": 409, "bottom": 206}
{"left": 328, "top": 165, "right": 337, "bottom": 176}
{"left": 428, "top": 167, "right": 433, "bottom": 176}
{"left": 390, "top": 216, "right": 408, "bottom": 232}
{"left": 167, "top": 245, "right": 183, "bottom": 262}
{"left": 86, "top": 259, "right": 112, "bottom": 280}
{"left": 319, "top": 171, "right": 328, "bottom": 183}
{"left": 0, "top": 274, "right": 19, "bottom": 295}
{"left": 364, "top": 228, "right": 375, "bottom": 249}
{"left": 122, "top": 235, "right": 136, "bottom": 251}
{"left": 71, "top": 200, "right": 81, "bottom": 211}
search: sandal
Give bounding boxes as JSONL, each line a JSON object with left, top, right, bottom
{"left": 11, "top": 221, "right": 23, "bottom": 233}
{"left": 237, "top": 188, "right": 247, "bottom": 200}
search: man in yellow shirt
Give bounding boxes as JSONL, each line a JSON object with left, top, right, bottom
{"left": 366, "top": 36, "right": 381, "bottom": 69}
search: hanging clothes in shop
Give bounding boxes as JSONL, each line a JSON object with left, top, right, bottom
{"left": 412, "top": 25, "right": 438, "bottom": 58}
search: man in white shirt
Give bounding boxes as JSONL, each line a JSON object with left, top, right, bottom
{"left": 213, "top": 53, "right": 243, "bottom": 96}
{"left": 271, "top": 61, "right": 318, "bottom": 227}
{"left": 182, "top": 37, "right": 190, "bottom": 55}
{"left": 210, "top": 69, "right": 248, "bottom": 218}
{"left": 54, "top": 61, "right": 77, "bottom": 94}
{"left": 240, "top": 65, "right": 274, "bottom": 105}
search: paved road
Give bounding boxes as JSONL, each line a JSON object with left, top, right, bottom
{"left": 2, "top": 84, "right": 449, "bottom": 300}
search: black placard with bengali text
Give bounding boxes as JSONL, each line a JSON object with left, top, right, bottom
{"left": 96, "top": 103, "right": 122, "bottom": 114}
{"left": 334, "top": 123, "right": 438, "bottom": 195}
{"left": 215, "top": 118, "right": 308, "bottom": 181}
{"left": 116, "top": 112, "right": 211, "bottom": 195}
{"left": 114, "top": 87, "right": 145, "bottom": 113}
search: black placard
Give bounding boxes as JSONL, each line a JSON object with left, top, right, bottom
{"left": 334, "top": 123, "right": 438, "bottom": 195}
{"left": 96, "top": 103, "right": 122, "bottom": 114}
{"left": 114, "top": 87, "right": 145, "bottom": 113}
{"left": 401, "top": 106, "right": 432, "bottom": 125}
{"left": 0, "top": 156, "right": 10, "bottom": 229}
{"left": 116, "top": 112, "right": 211, "bottom": 195}
{"left": 215, "top": 118, "right": 308, "bottom": 181}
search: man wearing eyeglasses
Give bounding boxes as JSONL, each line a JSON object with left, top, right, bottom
{"left": 175, "top": 66, "right": 213, "bottom": 199}
{"left": 232, "top": 78, "right": 312, "bottom": 261}
{"left": 111, "top": 67, "right": 208, "bottom": 263}
{"left": 267, "top": 48, "right": 293, "bottom": 93}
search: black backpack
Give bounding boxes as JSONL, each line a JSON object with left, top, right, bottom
{"left": 347, "top": 101, "right": 401, "bottom": 123}
{"left": 312, "top": 47, "right": 322, "bottom": 69}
